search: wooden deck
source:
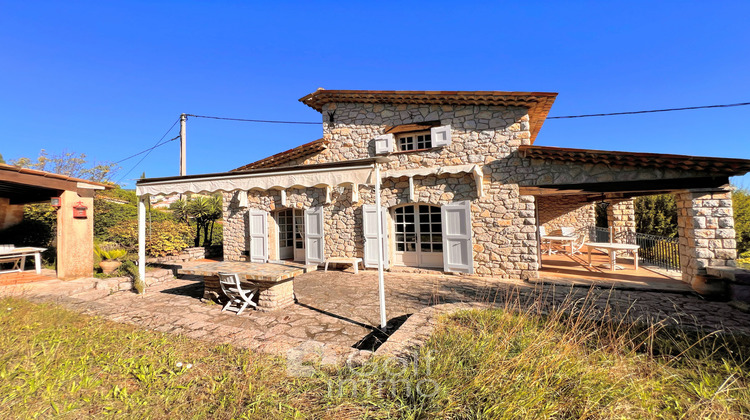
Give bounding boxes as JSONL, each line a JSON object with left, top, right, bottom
{"left": 536, "top": 251, "right": 692, "bottom": 292}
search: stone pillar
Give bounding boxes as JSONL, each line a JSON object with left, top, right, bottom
{"left": 606, "top": 198, "right": 636, "bottom": 240}
{"left": 56, "top": 190, "right": 94, "bottom": 280}
{"left": 675, "top": 188, "right": 736, "bottom": 286}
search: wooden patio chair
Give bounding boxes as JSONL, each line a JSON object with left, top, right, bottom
{"left": 570, "top": 231, "right": 587, "bottom": 255}
{"left": 218, "top": 272, "right": 259, "bottom": 315}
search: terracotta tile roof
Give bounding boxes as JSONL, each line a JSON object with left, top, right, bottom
{"left": 299, "top": 89, "right": 558, "bottom": 143}
{"left": 518, "top": 145, "right": 750, "bottom": 176}
{"left": 231, "top": 138, "right": 329, "bottom": 171}
{"left": 0, "top": 163, "right": 112, "bottom": 188}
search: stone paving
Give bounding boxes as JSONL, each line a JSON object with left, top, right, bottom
{"left": 3, "top": 269, "right": 750, "bottom": 366}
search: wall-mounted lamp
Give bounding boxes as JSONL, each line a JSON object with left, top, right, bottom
{"left": 50, "top": 197, "right": 61, "bottom": 208}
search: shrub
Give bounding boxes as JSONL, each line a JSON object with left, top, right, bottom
{"left": 107, "top": 219, "right": 191, "bottom": 257}
{"left": 93, "top": 244, "right": 127, "bottom": 261}
{"left": 94, "top": 188, "right": 173, "bottom": 243}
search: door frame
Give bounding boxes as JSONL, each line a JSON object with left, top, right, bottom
{"left": 273, "top": 208, "right": 305, "bottom": 262}
{"left": 390, "top": 203, "right": 444, "bottom": 268}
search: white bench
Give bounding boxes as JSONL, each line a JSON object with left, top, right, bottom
{"left": 324, "top": 257, "right": 364, "bottom": 274}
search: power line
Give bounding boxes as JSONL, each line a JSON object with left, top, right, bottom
{"left": 548, "top": 101, "right": 750, "bottom": 119}
{"left": 116, "top": 119, "right": 180, "bottom": 184}
{"left": 115, "top": 135, "right": 180, "bottom": 164}
{"left": 186, "top": 101, "right": 750, "bottom": 125}
{"left": 185, "top": 114, "right": 321, "bottom": 125}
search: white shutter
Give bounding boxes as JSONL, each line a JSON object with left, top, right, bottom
{"left": 362, "top": 204, "right": 389, "bottom": 269}
{"left": 441, "top": 201, "right": 473, "bottom": 274}
{"left": 304, "top": 206, "right": 325, "bottom": 264}
{"left": 246, "top": 209, "right": 268, "bottom": 263}
{"left": 373, "top": 134, "right": 394, "bottom": 155}
{"left": 431, "top": 125, "right": 452, "bottom": 147}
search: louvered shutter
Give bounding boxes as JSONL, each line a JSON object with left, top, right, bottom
{"left": 441, "top": 201, "right": 473, "bottom": 273}
{"left": 362, "top": 204, "right": 389, "bottom": 269}
{"left": 247, "top": 209, "right": 268, "bottom": 262}
{"left": 304, "top": 206, "right": 325, "bottom": 264}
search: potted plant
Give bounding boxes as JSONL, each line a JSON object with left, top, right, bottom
{"left": 95, "top": 245, "right": 128, "bottom": 274}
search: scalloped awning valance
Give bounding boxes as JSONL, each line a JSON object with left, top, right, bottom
{"left": 136, "top": 164, "right": 375, "bottom": 197}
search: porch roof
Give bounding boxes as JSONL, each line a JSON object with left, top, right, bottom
{"left": 135, "top": 158, "right": 387, "bottom": 197}
{"left": 518, "top": 145, "right": 750, "bottom": 176}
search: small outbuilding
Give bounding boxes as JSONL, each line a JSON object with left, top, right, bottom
{"left": 0, "top": 163, "right": 110, "bottom": 279}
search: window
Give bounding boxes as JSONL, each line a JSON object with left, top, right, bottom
{"left": 397, "top": 131, "right": 432, "bottom": 152}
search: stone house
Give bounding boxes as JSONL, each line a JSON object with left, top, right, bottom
{"left": 136, "top": 89, "right": 750, "bottom": 288}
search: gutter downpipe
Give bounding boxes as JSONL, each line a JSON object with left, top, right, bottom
{"left": 374, "top": 162, "right": 387, "bottom": 329}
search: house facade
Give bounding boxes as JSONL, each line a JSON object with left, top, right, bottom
{"left": 136, "top": 89, "right": 750, "bottom": 288}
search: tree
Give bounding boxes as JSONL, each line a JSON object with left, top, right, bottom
{"left": 635, "top": 194, "right": 678, "bottom": 237}
{"left": 734, "top": 188, "right": 750, "bottom": 258}
{"left": 0, "top": 153, "right": 5, "bottom": 164}
{"left": 10, "top": 149, "right": 117, "bottom": 182}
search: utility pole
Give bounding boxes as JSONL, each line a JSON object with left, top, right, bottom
{"left": 179, "top": 113, "right": 187, "bottom": 176}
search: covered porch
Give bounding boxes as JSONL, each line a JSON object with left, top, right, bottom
{"left": 520, "top": 145, "right": 750, "bottom": 295}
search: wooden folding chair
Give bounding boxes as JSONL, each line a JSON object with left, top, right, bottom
{"left": 218, "top": 272, "right": 259, "bottom": 315}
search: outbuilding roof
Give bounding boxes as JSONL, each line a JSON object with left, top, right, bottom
{"left": 0, "top": 163, "right": 111, "bottom": 204}
{"left": 299, "top": 89, "right": 558, "bottom": 144}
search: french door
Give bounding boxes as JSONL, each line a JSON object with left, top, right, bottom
{"left": 393, "top": 204, "right": 443, "bottom": 268}
{"left": 276, "top": 209, "right": 305, "bottom": 261}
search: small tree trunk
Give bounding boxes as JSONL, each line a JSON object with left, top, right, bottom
{"left": 194, "top": 222, "right": 201, "bottom": 247}
{"left": 203, "top": 223, "right": 210, "bottom": 247}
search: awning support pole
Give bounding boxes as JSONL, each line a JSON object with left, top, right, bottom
{"left": 138, "top": 195, "right": 147, "bottom": 286}
{"left": 374, "top": 163, "right": 387, "bottom": 329}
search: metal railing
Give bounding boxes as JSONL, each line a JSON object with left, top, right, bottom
{"left": 588, "top": 226, "right": 680, "bottom": 271}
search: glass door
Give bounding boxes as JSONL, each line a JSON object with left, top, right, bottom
{"left": 393, "top": 204, "right": 443, "bottom": 268}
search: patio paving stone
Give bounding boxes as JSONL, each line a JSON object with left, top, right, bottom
{"left": 3, "top": 269, "right": 750, "bottom": 366}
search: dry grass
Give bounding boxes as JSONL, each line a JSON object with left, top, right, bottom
{"left": 2, "top": 289, "right": 749, "bottom": 419}
{"left": 327, "top": 290, "right": 750, "bottom": 419}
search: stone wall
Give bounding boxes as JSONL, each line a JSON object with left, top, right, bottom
{"left": 676, "top": 189, "right": 736, "bottom": 286}
{"left": 222, "top": 101, "right": 540, "bottom": 278}
{"left": 147, "top": 247, "right": 206, "bottom": 264}
{"left": 0, "top": 197, "right": 24, "bottom": 231}
{"left": 536, "top": 195, "right": 594, "bottom": 235}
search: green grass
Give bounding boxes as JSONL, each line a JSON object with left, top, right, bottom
{"left": 2, "top": 295, "right": 749, "bottom": 419}
{"left": 0, "top": 297, "right": 324, "bottom": 419}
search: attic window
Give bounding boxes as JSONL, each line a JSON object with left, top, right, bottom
{"left": 398, "top": 131, "right": 432, "bottom": 151}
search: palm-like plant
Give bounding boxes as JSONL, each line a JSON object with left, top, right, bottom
{"left": 170, "top": 194, "right": 222, "bottom": 247}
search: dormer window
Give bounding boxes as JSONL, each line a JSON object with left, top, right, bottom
{"left": 397, "top": 131, "right": 432, "bottom": 151}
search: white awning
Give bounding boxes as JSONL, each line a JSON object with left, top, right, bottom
{"left": 383, "top": 164, "right": 484, "bottom": 198}
{"left": 136, "top": 165, "right": 374, "bottom": 197}
{"left": 383, "top": 164, "right": 479, "bottom": 179}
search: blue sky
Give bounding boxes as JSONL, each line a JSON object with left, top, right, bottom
{"left": 1, "top": 1, "right": 749, "bottom": 188}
